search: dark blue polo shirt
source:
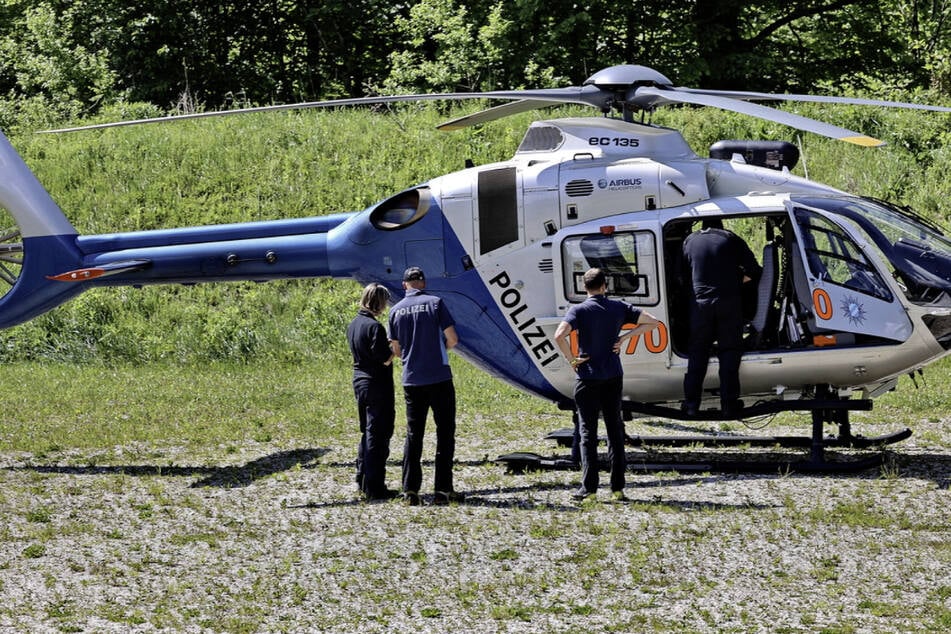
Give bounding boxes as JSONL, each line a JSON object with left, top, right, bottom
{"left": 564, "top": 294, "right": 641, "bottom": 380}
{"left": 682, "top": 228, "right": 761, "bottom": 302}
{"left": 388, "top": 289, "right": 455, "bottom": 386}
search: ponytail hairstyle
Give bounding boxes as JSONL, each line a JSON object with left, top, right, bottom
{"left": 360, "top": 283, "right": 391, "bottom": 316}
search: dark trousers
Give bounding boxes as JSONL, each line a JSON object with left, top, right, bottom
{"left": 683, "top": 298, "right": 743, "bottom": 409}
{"left": 402, "top": 380, "right": 456, "bottom": 494}
{"left": 574, "top": 375, "right": 626, "bottom": 494}
{"left": 353, "top": 378, "right": 395, "bottom": 495}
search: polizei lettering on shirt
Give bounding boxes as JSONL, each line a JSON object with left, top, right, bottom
{"left": 488, "top": 271, "right": 559, "bottom": 367}
{"left": 391, "top": 303, "right": 432, "bottom": 318}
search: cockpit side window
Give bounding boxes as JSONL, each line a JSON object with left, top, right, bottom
{"left": 561, "top": 231, "right": 659, "bottom": 305}
{"left": 794, "top": 208, "right": 892, "bottom": 301}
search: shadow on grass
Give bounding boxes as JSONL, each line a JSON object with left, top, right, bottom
{"left": 291, "top": 475, "right": 781, "bottom": 512}
{"left": 895, "top": 452, "right": 951, "bottom": 490}
{"left": 4, "top": 447, "right": 330, "bottom": 488}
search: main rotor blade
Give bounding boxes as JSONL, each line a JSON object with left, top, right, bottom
{"left": 437, "top": 100, "right": 556, "bottom": 130}
{"left": 43, "top": 86, "right": 611, "bottom": 134}
{"left": 635, "top": 87, "right": 883, "bottom": 146}
{"left": 676, "top": 87, "right": 951, "bottom": 113}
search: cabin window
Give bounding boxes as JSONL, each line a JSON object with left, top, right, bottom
{"left": 795, "top": 208, "right": 892, "bottom": 301}
{"left": 561, "top": 231, "right": 659, "bottom": 305}
{"left": 478, "top": 167, "right": 519, "bottom": 254}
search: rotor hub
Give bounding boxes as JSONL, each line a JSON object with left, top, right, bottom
{"left": 583, "top": 65, "right": 673, "bottom": 90}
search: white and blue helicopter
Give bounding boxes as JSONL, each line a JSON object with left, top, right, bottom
{"left": 3, "top": 65, "right": 951, "bottom": 471}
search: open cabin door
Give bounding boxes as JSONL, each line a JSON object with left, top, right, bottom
{"left": 786, "top": 202, "right": 913, "bottom": 344}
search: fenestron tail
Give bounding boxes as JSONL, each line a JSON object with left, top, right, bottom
{"left": 0, "top": 131, "right": 85, "bottom": 327}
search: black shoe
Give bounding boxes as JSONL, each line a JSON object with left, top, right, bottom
{"left": 681, "top": 401, "right": 699, "bottom": 417}
{"left": 722, "top": 399, "right": 745, "bottom": 418}
{"left": 433, "top": 490, "right": 465, "bottom": 505}
{"left": 365, "top": 488, "right": 399, "bottom": 501}
{"left": 401, "top": 491, "right": 421, "bottom": 506}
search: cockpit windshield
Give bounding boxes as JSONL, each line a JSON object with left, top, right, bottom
{"left": 842, "top": 198, "right": 951, "bottom": 249}
{"left": 792, "top": 196, "right": 951, "bottom": 301}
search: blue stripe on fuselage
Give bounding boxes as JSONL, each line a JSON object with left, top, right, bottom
{"left": 0, "top": 234, "right": 84, "bottom": 328}
{"left": 342, "top": 199, "right": 563, "bottom": 403}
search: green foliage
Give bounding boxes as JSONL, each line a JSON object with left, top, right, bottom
{"left": 0, "top": 0, "right": 949, "bottom": 133}
{"left": 0, "top": 2, "right": 118, "bottom": 131}
{"left": 21, "top": 543, "right": 46, "bottom": 559}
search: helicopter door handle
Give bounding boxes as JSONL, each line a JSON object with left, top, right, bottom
{"left": 665, "top": 180, "right": 686, "bottom": 196}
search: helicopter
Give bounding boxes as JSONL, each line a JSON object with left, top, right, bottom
{"left": 3, "top": 64, "right": 951, "bottom": 472}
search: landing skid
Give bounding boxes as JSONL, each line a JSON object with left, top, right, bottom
{"left": 496, "top": 394, "right": 911, "bottom": 475}
{"left": 543, "top": 426, "right": 911, "bottom": 450}
{"left": 495, "top": 450, "right": 891, "bottom": 475}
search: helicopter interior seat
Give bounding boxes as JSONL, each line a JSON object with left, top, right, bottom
{"left": 748, "top": 239, "right": 779, "bottom": 348}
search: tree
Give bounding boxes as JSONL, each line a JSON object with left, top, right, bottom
{"left": 0, "top": 0, "right": 947, "bottom": 130}
{"left": 0, "top": 2, "right": 118, "bottom": 122}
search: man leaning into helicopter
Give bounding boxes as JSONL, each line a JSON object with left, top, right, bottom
{"left": 554, "top": 268, "right": 659, "bottom": 502}
{"left": 681, "top": 219, "right": 761, "bottom": 417}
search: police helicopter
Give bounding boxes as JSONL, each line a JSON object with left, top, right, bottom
{"left": 4, "top": 64, "right": 951, "bottom": 472}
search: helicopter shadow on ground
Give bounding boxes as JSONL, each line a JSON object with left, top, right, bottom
{"left": 291, "top": 482, "right": 780, "bottom": 512}
{"left": 892, "top": 452, "right": 951, "bottom": 489}
{"left": 635, "top": 415, "right": 776, "bottom": 435}
{"left": 3, "top": 447, "right": 330, "bottom": 489}
{"left": 635, "top": 411, "right": 951, "bottom": 483}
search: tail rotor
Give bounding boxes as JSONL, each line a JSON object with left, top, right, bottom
{"left": 0, "top": 220, "right": 23, "bottom": 289}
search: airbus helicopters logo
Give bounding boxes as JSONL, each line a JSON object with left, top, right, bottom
{"left": 598, "top": 176, "right": 643, "bottom": 191}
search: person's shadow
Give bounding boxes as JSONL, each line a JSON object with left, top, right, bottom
{"left": 4, "top": 447, "right": 329, "bottom": 488}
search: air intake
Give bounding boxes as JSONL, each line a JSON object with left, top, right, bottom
{"left": 565, "top": 180, "right": 594, "bottom": 197}
{"left": 517, "top": 126, "right": 564, "bottom": 152}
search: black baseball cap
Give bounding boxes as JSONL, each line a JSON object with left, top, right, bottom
{"left": 403, "top": 266, "right": 425, "bottom": 282}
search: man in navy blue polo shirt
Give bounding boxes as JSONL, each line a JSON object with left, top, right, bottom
{"left": 388, "top": 266, "right": 461, "bottom": 506}
{"left": 554, "top": 268, "right": 659, "bottom": 501}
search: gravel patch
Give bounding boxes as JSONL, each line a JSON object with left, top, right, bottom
{"left": 0, "top": 414, "right": 948, "bottom": 633}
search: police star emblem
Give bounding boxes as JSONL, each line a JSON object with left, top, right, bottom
{"left": 840, "top": 295, "right": 867, "bottom": 326}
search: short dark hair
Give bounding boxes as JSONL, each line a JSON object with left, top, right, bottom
{"left": 583, "top": 268, "right": 606, "bottom": 291}
{"left": 403, "top": 266, "right": 425, "bottom": 282}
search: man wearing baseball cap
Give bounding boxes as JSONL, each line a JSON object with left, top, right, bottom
{"left": 388, "top": 266, "right": 463, "bottom": 505}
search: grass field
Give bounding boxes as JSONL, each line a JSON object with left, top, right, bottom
{"left": 0, "top": 357, "right": 948, "bottom": 633}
